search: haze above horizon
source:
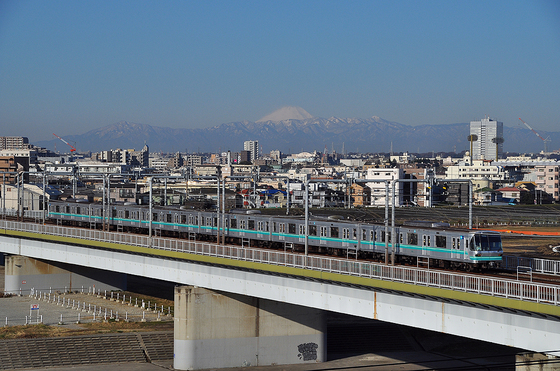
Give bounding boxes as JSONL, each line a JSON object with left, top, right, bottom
{"left": 1, "top": 0, "right": 559, "bottom": 142}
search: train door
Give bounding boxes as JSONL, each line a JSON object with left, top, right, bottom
{"left": 342, "top": 228, "right": 350, "bottom": 247}
{"left": 422, "top": 234, "right": 430, "bottom": 255}
{"left": 239, "top": 218, "right": 247, "bottom": 237}
{"left": 450, "top": 236, "right": 459, "bottom": 260}
{"left": 278, "top": 223, "right": 286, "bottom": 240}
{"left": 320, "top": 226, "right": 327, "bottom": 245}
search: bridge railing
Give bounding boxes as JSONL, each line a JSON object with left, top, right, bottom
{"left": 2, "top": 220, "right": 559, "bottom": 307}
{"left": 502, "top": 255, "right": 560, "bottom": 276}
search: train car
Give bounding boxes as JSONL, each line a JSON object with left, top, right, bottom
{"left": 47, "top": 200, "right": 502, "bottom": 269}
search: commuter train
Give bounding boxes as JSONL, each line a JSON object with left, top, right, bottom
{"left": 47, "top": 200, "right": 503, "bottom": 270}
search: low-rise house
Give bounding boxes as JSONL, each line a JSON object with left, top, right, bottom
{"left": 347, "top": 183, "right": 371, "bottom": 207}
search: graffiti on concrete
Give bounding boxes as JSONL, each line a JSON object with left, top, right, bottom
{"left": 297, "top": 342, "right": 318, "bottom": 361}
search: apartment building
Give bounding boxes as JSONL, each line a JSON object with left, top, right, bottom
{"left": 0, "top": 136, "right": 30, "bottom": 150}
{"left": 444, "top": 159, "right": 509, "bottom": 190}
{"left": 534, "top": 165, "right": 559, "bottom": 202}
{"left": 365, "top": 168, "right": 404, "bottom": 207}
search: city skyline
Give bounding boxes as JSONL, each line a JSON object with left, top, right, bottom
{"left": 1, "top": 0, "right": 559, "bottom": 142}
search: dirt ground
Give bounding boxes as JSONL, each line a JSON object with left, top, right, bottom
{"left": 494, "top": 225, "right": 560, "bottom": 258}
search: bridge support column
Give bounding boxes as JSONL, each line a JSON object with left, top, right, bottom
{"left": 4, "top": 255, "right": 126, "bottom": 294}
{"left": 174, "top": 285, "right": 326, "bottom": 370}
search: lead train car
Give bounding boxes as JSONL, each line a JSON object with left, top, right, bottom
{"left": 48, "top": 200, "right": 502, "bottom": 269}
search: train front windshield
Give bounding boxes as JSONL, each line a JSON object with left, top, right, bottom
{"left": 472, "top": 234, "right": 502, "bottom": 251}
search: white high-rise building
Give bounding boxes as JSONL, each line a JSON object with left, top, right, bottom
{"left": 469, "top": 117, "right": 503, "bottom": 161}
{"left": 243, "top": 140, "right": 259, "bottom": 163}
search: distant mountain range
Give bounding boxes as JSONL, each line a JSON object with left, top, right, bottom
{"left": 34, "top": 108, "right": 559, "bottom": 155}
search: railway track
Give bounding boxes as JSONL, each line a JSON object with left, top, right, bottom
{"left": 262, "top": 204, "right": 560, "bottom": 227}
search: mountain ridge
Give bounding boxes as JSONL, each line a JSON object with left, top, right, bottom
{"left": 34, "top": 117, "right": 560, "bottom": 155}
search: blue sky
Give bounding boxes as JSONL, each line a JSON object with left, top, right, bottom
{"left": 1, "top": 0, "right": 559, "bottom": 142}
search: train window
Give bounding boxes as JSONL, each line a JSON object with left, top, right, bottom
{"left": 272, "top": 222, "right": 277, "bottom": 232}
{"left": 473, "top": 234, "right": 502, "bottom": 251}
{"left": 279, "top": 223, "right": 285, "bottom": 233}
{"left": 167, "top": 214, "right": 172, "bottom": 223}
{"left": 399, "top": 233, "right": 403, "bottom": 243}
{"left": 370, "top": 230, "right": 375, "bottom": 241}
{"left": 381, "top": 231, "right": 391, "bottom": 242}
{"left": 288, "top": 223, "right": 296, "bottom": 234}
{"left": 65, "top": 206, "right": 70, "bottom": 214}
{"left": 342, "top": 228, "right": 349, "bottom": 239}
{"left": 424, "top": 235, "right": 430, "bottom": 246}
{"left": 194, "top": 216, "right": 199, "bottom": 225}
{"left": 265, "top": 221, "right": 269, "bottom": 232}
{"left": 213, "top": 217, "right": 218, "bottom": 227}
{"left": 230, "top": 219, "right": 237, "bottom": 229}
{"left": 436, "top": 235, "right": 447, "bottom": 248}
{"left": 240, "top": 220, "right": 246, "bottom": 229}
{"left": 452, "top": 238, "right": 456, "bottom": 249}
{"left": 55, "top": 206, "right": 60, "bottom": 213}
{"left": 299, "top": 225, "right": 305, "bottom": 235}
{"left": 125, "top": 210, "right": 129, "bottom": 219}
{"left": 308, "top": 225, "right": 317, "bottom": 236}
{"left": 352, "top": 229, "right": 357, "bottom": 239}
{"left": 248, "top": 220, "right": 255, "bottom": 230}
{"left": 181, "top": 215, "right": 187, "bottom": 224}
{"left": 320, "top": 226, "right": 327, "bottom": 237}
{"left": 112, "top": 209, "right": 117, "bottom": 218}
{"left": 362, "top": 229, "right": 367, "bottom": 240}
{"left": 76, "top": 207, "right": 81, "bottom": 215}
{"left": 330, "top": 226, "right": 339, "bottom": 238}
{"left": 408, "top": 233, "right": 418, "bottom": 245}
{"left": 152, "top": 213, "right": 158, "bottom": 221}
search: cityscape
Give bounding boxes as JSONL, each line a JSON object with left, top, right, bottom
{"left": 1, "top": 113, "right": 559, "bottom": 212}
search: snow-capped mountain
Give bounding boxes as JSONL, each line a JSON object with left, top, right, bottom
{"left": 256, "top": 106, "right": 314, "bottom": 122}
{"left": 33, "top": 115, "right": 559, "bottom": 155}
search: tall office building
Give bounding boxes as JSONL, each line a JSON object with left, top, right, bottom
{"left": 243, "top": 140, "right": 259, "bottom": 163}
{"left": 470, "top": 117, "right": 503, "bottom": 161}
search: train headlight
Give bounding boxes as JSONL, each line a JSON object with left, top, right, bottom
{"left": 475, "top": 252, "right": 481, "bottom": 257}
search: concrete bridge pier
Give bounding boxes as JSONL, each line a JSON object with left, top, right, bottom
{"left": 4, "top": 255, "right": 127, "bottom": 294}
{"left": 174, "top": 285, "right": 327, "bottom": 370}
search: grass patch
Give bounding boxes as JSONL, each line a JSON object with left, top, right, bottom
{"left": 0, "top": 321, "right": 173, "bottom": 340}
